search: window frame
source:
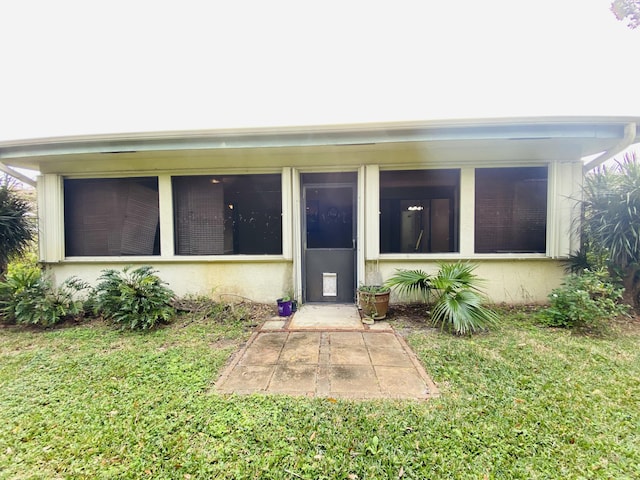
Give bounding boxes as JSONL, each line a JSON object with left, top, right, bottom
{"left": 378, "top": 167, "right": 461, "bottom": 256}
{"left": 172, "top": 173, "right": 284, "bottom": 257}
{"left": 474, "top": 165, "right": 549, "bottom": 255}
{"left": 63, "top": 176, "right": 161, "bottom": 258}
{"left": 377, "top": 164, "right": 552, "bottom": 261}
{"left": 61, "top": 170, "right": 290, "bottom": 263}
{"left": 58, "top": 163, "right": 554, "bottom": 264}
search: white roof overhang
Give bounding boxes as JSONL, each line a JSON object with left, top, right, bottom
{"left": 1, "top": 116, "right": 638, "bottom": 173}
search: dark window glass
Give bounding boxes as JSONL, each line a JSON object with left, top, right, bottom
{"left": 64, "top": 177, "right": 160, "bottom": 256}
{"left": 475, "top": 167, "right": 547, "bottom": 253}
{"left": 305, "top": 186, "right": 353, "bottom": 249}
{"left": 380, "top": 169, "right": 460, "bottom": 253}
{"left": 173, "top": 174, "right": 282, "bottom": 255}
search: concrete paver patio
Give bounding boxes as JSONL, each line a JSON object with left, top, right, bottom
{"left": 214, "top": 306, "right": 438, "bottom": 400}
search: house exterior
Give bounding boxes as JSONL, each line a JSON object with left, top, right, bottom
{"left": 1, "top": 117, "right": 638, "bottom": 305}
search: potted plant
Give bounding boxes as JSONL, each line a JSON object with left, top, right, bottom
{"left": 285, "top": 290, "right": 298, "bottom": 313}
{"left": 276, "top": 295, "right": 293, "bottom": 317}
{"left": 357, "top": 285, "right": 391, "bottom": 320}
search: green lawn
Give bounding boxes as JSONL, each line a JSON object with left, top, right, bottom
{"left": 0, "top": 307, "right": 638, "bottom": 479}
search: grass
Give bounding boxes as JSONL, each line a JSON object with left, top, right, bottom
{"left": 0, "top": 306, "right": 639, "bottom": 479}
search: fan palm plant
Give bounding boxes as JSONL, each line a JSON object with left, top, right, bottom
{"left": 385, "top": 262, "right": 498, "bottom": 335}
{"left": 0, "top": 176, "right": 35, "bottom": 279}
{"left": 430, "top": 262, "right": 498, "bottom": 335}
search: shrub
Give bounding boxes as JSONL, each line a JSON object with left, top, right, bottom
{"left": 0, "top": 176, "right": 36, "bottom": 278}
{"left": 541, "top": 269, "right": 629, "bottom": 331}
{"left": 91, "top": 266, "right": 176, "bottom": 330}
{"left": 386, "top": 262, "right": 498, "bottom": 335}
{"left": 0, "top": 267, "right": 88, "bottom": 327}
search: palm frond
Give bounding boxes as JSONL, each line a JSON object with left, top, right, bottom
{"left": 384, "top": 269, "right": 433, "bottom": 302}
{"left": 431, "top": 262, "right": 484, "bottom": 293}
{"left": 431, "top": 289, "right": 498, "bottom": 335}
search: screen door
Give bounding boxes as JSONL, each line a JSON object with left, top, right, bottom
{"left": 303, "top": 183, "right": 355, "bottom": 302}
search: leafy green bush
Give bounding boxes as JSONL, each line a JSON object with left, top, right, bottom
{"left": 91, "top": 266, "right": 176, "bottom": 330}
{"left": 0, "top": 266, "right": 88, "bottom": 327}
{"left": 541, "top": 269, "right": 629, "bottom": 331}
{"left": 386, "top": 262, "right": 498, "bottom": 335}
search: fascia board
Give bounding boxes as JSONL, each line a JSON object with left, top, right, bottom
{"left": 1, "top": 116, "right": 638, "bottom": 162}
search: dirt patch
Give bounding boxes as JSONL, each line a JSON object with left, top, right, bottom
{"left": 174, "top": 300, "right": 273, "bottom": 329}
{"left": 383, "top": 304, "right": 438, "bottom": 337}
{"left": 244, "top": 303, "right": 278, "bottom": 322}
{"left": 612, "top": 312, "right": 640, "bottom": 335}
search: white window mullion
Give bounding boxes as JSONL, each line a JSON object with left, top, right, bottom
{"left": 157, "top": 174, "right": 174, "bottom": 257}
{"left": 459, "top": 167, "right": 475, "bottom": 256}
{"left": 548, "top": 161, "right": 582, "bottom": 258}
{"left": 364, "top": 164, "right": 379, "bottom": 260}
{"left": 37, "top": 174, "right": 64, "bottom": 262}
{"left": 281, "top": 167, "right": 293, "bottom": 260}
{"left": 291, "top": 168, "right": 302, "bottom": 301}
{"left": 358, "top": 166, "right": 369, "bottom": 285}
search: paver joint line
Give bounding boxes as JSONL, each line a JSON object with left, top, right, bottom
{"left": 262, "top": 331, "right": 290, "bottom": 392}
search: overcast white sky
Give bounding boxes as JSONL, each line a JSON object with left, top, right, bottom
{"left": 0, "top": 0, "right": 639, "bottom": 146}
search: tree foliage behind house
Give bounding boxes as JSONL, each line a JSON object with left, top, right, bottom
{"left": 611, "top": 0, "right": 640, "bottom": 29}
{"left": 0, "top": 176, "right": 35, "bottom": 278}
{"left": 581, "top": 153, "right": 640, "bottom": 307}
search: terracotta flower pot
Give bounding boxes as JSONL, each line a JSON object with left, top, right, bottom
{"left": 358, "top": 289, "right": 390, "bottom": 319}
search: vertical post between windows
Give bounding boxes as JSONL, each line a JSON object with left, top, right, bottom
{"left": 547, "top": 162, "right": 558, "bottom": 258}
{"left": 364, "top": 164, "right": 379, "bottom": 260}
{"left": 291, "top": 168, "right": 302, "bottom": 301}
{"left": 37, "top": 174, "right": 64, "bottom": 262}
{"left": 282, "top": 167, "right": 293, "bottom": 260}
{"left": 548, "top": 161, "right": 580, "bottom": 258}
{"left": 459, "top": 167, "right": 475, "bottom": 256}
{"left": 357, "top": 165, "right": 367, "bottom": 284}
{"left": 158, "top": 174, "right": 174, "bottom": 257}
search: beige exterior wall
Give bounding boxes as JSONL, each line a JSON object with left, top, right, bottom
{"left": 46, "top": 261, "right": 293, "bottom": 303}
{"left": 368, "top": 259, "right": 565, "bottom": 305}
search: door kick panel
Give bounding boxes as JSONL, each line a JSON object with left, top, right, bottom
{"left": 305, "top": 249, "right": 355, "bottom": 302}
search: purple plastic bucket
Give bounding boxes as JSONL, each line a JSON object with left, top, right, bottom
{"left": 277, "top": 299, "right": 292, "bottom": 317}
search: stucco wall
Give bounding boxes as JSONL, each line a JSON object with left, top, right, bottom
{"left": 368, "top": 259, "right": 565, "bottom": 304}
{"left": 47, "top": 261, "right": 293, "bottom": 304}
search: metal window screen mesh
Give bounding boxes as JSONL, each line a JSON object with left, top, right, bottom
{"left": 64, "top": 178, "right": 159, "bottom": 256}
{"left": 120, "top": 183, "right": 161, "bottom": 255}
{"left": 474, "top": 167, "right": 547, "bottom": 253}
{"left": 173, "top": 178, "right": 224, "bottom": 255}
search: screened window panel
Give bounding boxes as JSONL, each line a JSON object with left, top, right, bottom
{"left": 173, "top": 177, "right": 224, "bottom": 255}
{"left": 173, "top": 174, "right": 282, "bottom": 255}
{"left": 64, "top": 178, "right": 160, "bottom": 256}
{"left": 380, "top": 169, "right": 460, "bottom": 253}
{"left": 475, "top": 167, "right": 547, "bottom": 253}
